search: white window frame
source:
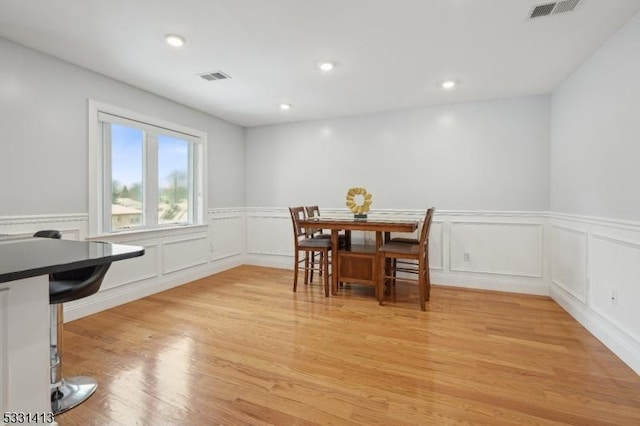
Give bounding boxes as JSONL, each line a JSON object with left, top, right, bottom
{"left": 88, "top": 100, "right": 207, "bottom": 237}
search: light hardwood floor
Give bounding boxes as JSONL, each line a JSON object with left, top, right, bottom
{"left": 56, "top": 265, "right": 640, "bottom": 425}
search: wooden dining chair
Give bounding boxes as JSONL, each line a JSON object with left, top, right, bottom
{"left": 305, "top": 205, "right": 346, "bottom": 245}
{"left": 377, "top": 208, "right": 434, "bottom": 311}
{"left": 289, "top": 206, "right": 332, "bottom": 297}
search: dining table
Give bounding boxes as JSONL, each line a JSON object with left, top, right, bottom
{"left": 298, "top": 217, "right": 418, "bottom": 298}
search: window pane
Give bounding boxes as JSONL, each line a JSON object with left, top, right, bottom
{"left": 111, "top": 124, "right": 143, "bottom": 230}
{"left": 158, "top": 135, "right": 190, "bottom": 225}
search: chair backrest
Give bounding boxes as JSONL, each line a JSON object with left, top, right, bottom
{"left": 33, "top": 230, "right": 62, "bottom": 239}
{"left": 289, "top": 206, "right": 308, "bottom": 240}
{"left": 304, "top": 205, "right": 323, "bottom": 236}
{"left": 305, "top": 205, "right": 320, "bottom": 219}
{"left": 419, "top": 208, "right": 435, "bottom": 249}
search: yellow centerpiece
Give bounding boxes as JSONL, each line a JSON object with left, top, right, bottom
{"left": 346, "top": 187, "right": 372, "bottom": 219}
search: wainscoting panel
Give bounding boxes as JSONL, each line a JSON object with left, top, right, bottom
{"left": 243, "top": 209, "right": 547, "bottom": 293}
{"left": 246, "top": 209, "right": 291, "bottom": 257}
{"left": 589, "top": 233, "right": 640, "bottom": 344}
{"left": 429, "top": 221, "right": 444, "bottom": 270}
{"left": 450, "top": 221, "right": 543, "bottom": 278}
{"left": 163, "top": 235, "right": 209, "bottom": 274}
{"left": 0, "top": 213, "right": 88, "bottom": 240}
{"left": 551, "top": 225, "right": 587, "bottom": 303}
{"left": 3, "top": 210, "right": 639, "bottom": 376}
{"left": 549, "top": 213, "right": 640, "bottom": 375}
{"left": 209, "top": 209, "right": 244, "bottom": 261}
{"left": 100, "top": 244, "right": 159, "bottom": 290}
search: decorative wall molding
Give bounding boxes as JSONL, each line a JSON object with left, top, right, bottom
{"left": 0, "top": 213, "right": 88, "bottom": 242}
{"left": 550, "top": 224, "right": 588, "bottom": 303}
{"left": 590, "top": 232, "right": 640, "bottom": 250}
{"left": 551, "top": 212, "right": 640, "bottom": 232}
{"left": 0, "top": 213, "right": 88, "bottom": 226}
{"left": 100, "top": 243, "right": 160, "bottom": 291}
{"left": 429, "top": 221, "right": 445, "bottom": 271}
{"left": 64, "top": 255, "right": 242, "bottom": 322}
{"left": 549, "top": 213, "right": 640, "bottom": 375}
{"left": 208, "top": 207, "right": 246, "bottom": 215}
{"left": 244, "top": 207, "right": 549, "bottom": 296}
{"left": 588, "top": 233, "right": 640, "bottom": 344}
{"left": 449, "top": 221, "right": 544, "bottom": 278}
{"left": 208, "top": 208, "right": 245, "bottom": 262}
{"left": 2, "top": 209, "right": 640, "bottom": 375}
{"left": 86, "top": 224, "right": 209, "bottom": 243}
{"left": 163, "top": 235, "right": 209, "bottom": 274}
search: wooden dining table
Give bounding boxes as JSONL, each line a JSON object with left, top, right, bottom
{"left": 298, "top": 217, "right": 418, "bottom": 297}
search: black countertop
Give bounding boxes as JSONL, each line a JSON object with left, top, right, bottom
{"left": 0, "top": 238, "right": 144, "bottom": 283}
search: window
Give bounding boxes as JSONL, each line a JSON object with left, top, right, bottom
{"left": 89, "top": 101, "right": 206, "bottom": 235}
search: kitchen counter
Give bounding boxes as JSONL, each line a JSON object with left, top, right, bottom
{"left": 0, "top": 238, "right": 144, "bottom": 418}
{"left": 0, "top": 238, "right": 144, "bottom": 283}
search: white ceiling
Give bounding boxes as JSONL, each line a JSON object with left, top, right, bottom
{"left": 1, "top": 0, "right": 639, "bottom": 127}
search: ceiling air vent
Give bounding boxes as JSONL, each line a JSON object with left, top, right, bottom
{"left": 528, "top": 0, "right": 581, "bottom": 19}
{"left": 198, "top": 71, "right": 231, "bottom": 81}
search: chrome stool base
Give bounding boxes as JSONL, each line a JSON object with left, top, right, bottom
{"left": 51, "top": 376, "right": 97, "bottom": 415}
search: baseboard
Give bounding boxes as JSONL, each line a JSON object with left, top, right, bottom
{"left": 550, "top": 283, "right": 640, "bottom": 375}
{"left": 63, "top": 256, "right": 243, "bottom": 322}
{"left": 244, "top": 253, "right": 293, "bottom": 270}
{"left": 243, "top": 254, "right": 548, "bottom": 296}
{"left": 431, "top": 272, "right": 549, "bottom": 296}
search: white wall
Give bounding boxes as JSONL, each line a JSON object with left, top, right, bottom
{"left": 551, "top": 12, "right": 640, "bottom": 221}
{"left": 245, "top": 95, "right": 550, "bottom": 211}
{"left": 0, "top": 38, "right": 246, "bottom": 322}
{"left": 550, "top": 11, "right": 640, "bottom": 374}
{"left": 244, "top": 97, "right": 552, "bottom": 300}
{"left": 0, "top": 38, "right": 245, "bottom": 215}
{"left": 2, "top": 14, "right": 640, "bottom": 377}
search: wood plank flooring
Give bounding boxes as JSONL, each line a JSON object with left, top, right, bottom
{"left": 56, "top": 265, "right": 640, "bottom": 425}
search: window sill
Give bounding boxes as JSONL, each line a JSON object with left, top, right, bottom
{"left": 87, "top": 224, "right": 209, "bottom": 243}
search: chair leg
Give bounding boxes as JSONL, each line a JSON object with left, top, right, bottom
{"left": 293, "top": 249, "right": 299, "bottom": 292}
{"left": 310, "top": 251, "right": 315, "bottom": 283}
{"left": 418, "top": 260, "right": 426, "bottom": 311}
{"left": 378, "top": 253, "right": 386, "bottom": 305}
{"left": 319, "top": 252, "right": 324, "bottom": 278}
{"left": 304, "top": 253, "right": 310, "bottom": 284}
{"left": 392, "top": 258, "right": 397, "bottom": 286}
{"left": 425, "top": 257, "right": 431, "bottom": 301}
{"left": 323, "top": 250, "right": 330, "bottom": 297}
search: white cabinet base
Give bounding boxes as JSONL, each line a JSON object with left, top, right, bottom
{"left": 1, "top": 276, "right": 50, "bottom": 418}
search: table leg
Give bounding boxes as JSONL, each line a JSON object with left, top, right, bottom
{"left": 383, "top": 231, "right": 392, "bottom": 287}
{"left": 375, "top": 232, "right": 383, "bottom": 301}
{"left": 331, "top": 229, "right": 338, "bottom": 295}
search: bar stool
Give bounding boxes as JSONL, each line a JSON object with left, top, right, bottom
{"left": 33, "top": 231, "right": 112, "bottom": 414}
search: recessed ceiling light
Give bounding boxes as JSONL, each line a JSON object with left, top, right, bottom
{"left": 318, "top": 62, "right": 335, "bottom": 72}
{"left": 165, "top": 34, "right": 186, "bottom": 47}
{"left": 441, "top": 80, "right": 456, "bottom": 89}
{"left": 280, "top": 103, "right": 292, "bottom": 110}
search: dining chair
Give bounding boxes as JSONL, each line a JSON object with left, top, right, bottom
{"left": 387, "top": 210, "right": 431, "bottom": 281}
{"left": 289, "top": 206, "right": 332, "bottom": 297}
{"left": 304, "top": 205, "right": 346, "bottom": 244}
{"left": 377, "top": 208, "right": 434, "bottom": 311}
